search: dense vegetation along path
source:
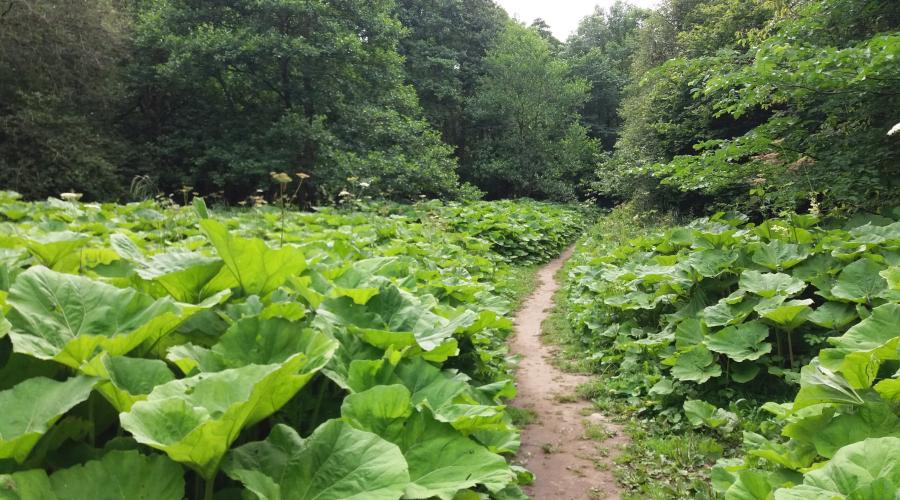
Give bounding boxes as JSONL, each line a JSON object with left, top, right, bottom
{"left": 511, "top": 248, "right": 627, "bottom": 499}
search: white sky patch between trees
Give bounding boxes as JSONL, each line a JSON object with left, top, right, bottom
{"left": 494, "top": 0, "right": 660, "bottom": 41}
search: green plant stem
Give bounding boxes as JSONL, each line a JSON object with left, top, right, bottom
{"left": 204, "top": 476, "right": 214, "bottom": 500}
{"left": 786, "top": 330, "right": 795, "bottom": 369}
{"left": 87, "top": 396, "right": 95, "bottom": 447}
{"left": 308, "top": 377, "right": 328, "bottom": 433}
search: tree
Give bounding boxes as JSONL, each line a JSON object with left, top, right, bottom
{"left": 0, "top": 0, "right": 129, "bottom": 200}
{"left": 467, "top": 23, "right": 596, "bottom": 201}
{"left": 122, "top": 0, "right": 463, "bottom": 202}
{"left": 592, "top": 0, "right": 773, "bottom": 209}
{"left": 394, "top": 0, "right": 508, "bottom": 156}
{"left": 564, "top": 2, "right": 649, "bottom": 149}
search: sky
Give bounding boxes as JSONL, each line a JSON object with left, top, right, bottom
{"left": 494, "top": 0, "right": 660, "bottom": 41}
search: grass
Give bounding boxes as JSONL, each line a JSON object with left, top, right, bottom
{"left": 541, "top": 442, "right": 561, "bottom": 454}
{"left": 507, "top": 406, "right": 539, "bottom": 426}
{"left": 582, "top": 422, "right": 615, "bottom": 441}
{"left": 494, "top": 264, "right": 540, "bottom": 311}
{"left": 554, "top": 393, "right": 579, "bottom": 403}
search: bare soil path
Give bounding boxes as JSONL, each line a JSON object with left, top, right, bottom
{"left": 511, "top": 247, "right": 627, "bottom": 500}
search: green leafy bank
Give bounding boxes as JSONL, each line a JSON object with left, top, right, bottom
{"left": 560, "top": 206, "right": 900, "bottom": 498}
{"left": 0, "top": 193, "right": 583, "bottom": 499}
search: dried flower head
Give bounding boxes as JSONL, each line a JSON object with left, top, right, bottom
{"left": 60, "top": 192, "right": 83, "bottom": 202}
{"left": 271, "top": 172, "right": 292, "bottom": 184}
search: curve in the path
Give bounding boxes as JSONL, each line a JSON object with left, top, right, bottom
{"left": 511, "top": 247, "right": 627, "bottom": 500}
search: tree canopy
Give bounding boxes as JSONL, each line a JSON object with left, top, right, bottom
{"left": 0, "top": 0, "right": 896, "bottom": 216}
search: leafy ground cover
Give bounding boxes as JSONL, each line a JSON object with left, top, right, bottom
{"left": 0, "top": 191, "right": 583, "bottom": 499}
{"left": 560, "top": 205, "right": 900, "bottom": 498}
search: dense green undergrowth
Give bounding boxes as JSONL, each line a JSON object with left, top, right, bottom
{"left": 0, "top": 192, "right": 583, "bottom": 499}
{"left": 561, "top": 205, "right": 900, "bottom": 498}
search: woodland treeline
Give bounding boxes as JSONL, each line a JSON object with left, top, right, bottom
{"left": 1, "top": 0, "right": 897, "bottom": 214}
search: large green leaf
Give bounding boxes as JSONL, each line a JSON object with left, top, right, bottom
{"left": 200, "top": 219, "right": 306, "bottom": 296}
{"left": 318, "top": 285, "right": 475, "bottom": 353}
{"left": 671, "top": 345, "right": 722, "bottom": 383}
{"left": 756, "top": 299, "right": 812, "bottom": 331}
{"left": 687, "top": 249, "right": 738, "bottom": 278}
{"left": 24, "top": 232, "right": 89, "bottom": 271}
{"left": 704, "top": 321, "right": 772, "bottom": 362}
{"left": 792, "top": 359, "right": 864, "bottom": 410}
{"left": 340, "top": 385, "right": 514, "bottom": 499}
{"left": 223, "top": 421, "right": 408, "bottom": 500}
{"left": 6, "top": 266, "right": 189, "bottom": 368}
{"left": 345, "top": 356, "right": 510, "bottom": 436}
{"left": 739, "top": 270, "right": 806, "bottom": 298}
{"left": 0, "top": 376, "right": 96, "bottom": 462}
{"left": 774, "top": 437, "right": 900, "bottom": 499}
{"left": 166, "top": 316, "right": 336, "bottom": 375}
{"left": 807, "top": 302, "right": 858, "bottom": 330}
{"left": 701, "top": 294, "right": 759, "bottom": 327}
{"left": 820, "top": 303, "right": 900, "bottom": 384}
{"left": 0, "top": 450, "right": 184, "bottom": 499}
{"left": 136, "top": 251, "right": 224, "bottom": 304}
{"left": 121, "top": 351, "right": 333, "bottom": 479}
{"left": 830, "top": 257, "right": 888, "bottom": 304}
{"left": 79, "top": 354, "right": 175, "bottom": 412}
{"left": 826, "top": 303, "right": 900, "bottom": 357}
{"left": 751, "top": 241, "right": 809, "bottom": 271}
{"left": 784, "top": 397, "right": 900, "bottom": 459}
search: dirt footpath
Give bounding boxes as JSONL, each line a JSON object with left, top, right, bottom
{"left": 511, "top": 247, "right": 627, "bottom": 500}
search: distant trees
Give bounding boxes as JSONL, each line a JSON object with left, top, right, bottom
{"left": 467, "top": 24, "right": 596, "bottom": 200}
{"left": 2, "top": 0, "right": 895, "bottom": 213}
{"left": 563, "top": 2, "right": 649, "bottom": 150}
{"left": 122, "top": 0, "right": 461, "bottom": 202}
{"left": 0, "top": 0, "right": 130, "bottom": 200}
{"left": 593, "top": 0, "right": 900, "bottom": 215}
{"left": 394, "top": 0, "right": 508, "bottom": 154}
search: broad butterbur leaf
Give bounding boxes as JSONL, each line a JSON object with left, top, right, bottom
{"left": 704, "top": 321, "right": 772, "bottom": 362}
{"left": 136, "top": 251, "right": 224, "bottom": 304}
{"left": 223, "top": 421, "right": 409, "bottom": 500}
{"left": 0, "top": 376, "right": 95, "bottom": 462}
{"left": 166, "top": 316, "right": 336, "bottom": 375}
{"left": 756, "top": 299, "right": 812, "bottom": 331}
{"left": 751, "top": 240, "right": 809, "bottom": 271}
{"left": 701, "top": 295, "right": 759, "bottom": 327}
{"left": 807, "top": 302, "right": 858, "bottom": 330}
{"left": 0, "top": 449, "right": 184, "bottom": 499}
{"left": 739, "top": 270, "right": 805, "bottom": 298}
{"left": 792, "top": 360, "right": 864, "bottom": 410}
{"left": 79, "top": 354, "right": 175, "bottom": 412}
{"left": 671, "top": 345, "right": 722, "bottom": 383}
{"left": 200, "top": 219, "right": 306, "bottom": 296}
{"left": 319, "top": 285, "right": 475, "bottom": 353}
{"left": 830, "top": 257, "right": 888, "bottom": 304}
{"left": 121, "top": 349, "right": 334, "bottom": 479}
{"left": 24, "top": 232, "right": 89, "bottom": 271}
{"left": 6, "top": 266, "right": 189, "bottom": 368}
{"left": 774, "top": 437, "right": 900, "bottom": 499}
{"left": 340, "top": 385, "right": 514, "bottom": 499}
{"left": 783, "top": 398, "right": 900, "bottom": 459}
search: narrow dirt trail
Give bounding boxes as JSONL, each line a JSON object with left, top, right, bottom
{"left": 511, "top": 247, "right": 627, "bottom": 500}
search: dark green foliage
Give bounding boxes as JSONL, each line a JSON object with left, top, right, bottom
{"left": 122, "top": 0, "right": 461, "bottom": 202}
{"left": 0, "top": 0, "right": 129, "bottom": 200}
{"left": 565, "top": 208, "right": 900, "bottom": 497}
{"left": 467, "top": 23, "right": 597, "bottom": 201}
{"left": 563, "top": 2, "right": 649, "bottom": 150}
{"left": 597, "top": 0, "right": 899, "bottom": 215}
{"left": 395, "top": 0, "right": 508, "bottom": 155}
